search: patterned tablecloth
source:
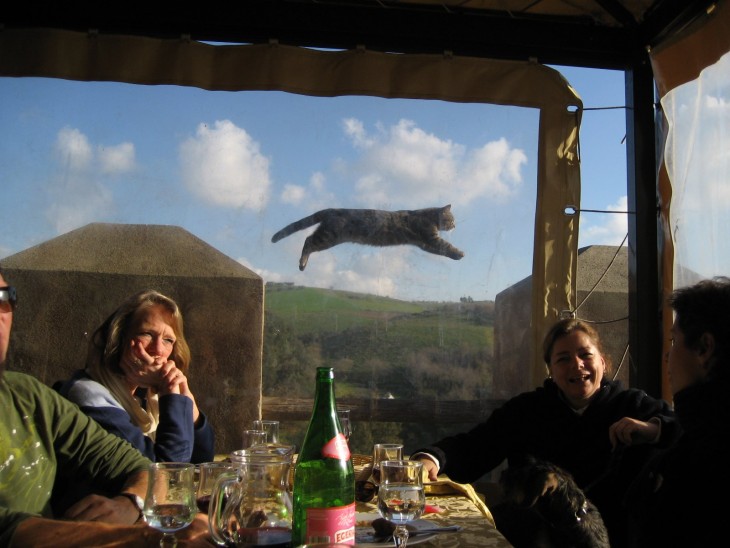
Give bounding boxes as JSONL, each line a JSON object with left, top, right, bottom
{"left": 354, "top": 456, "right": 513, "bottom": 547}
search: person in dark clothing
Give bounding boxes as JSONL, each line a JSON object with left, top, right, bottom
{"left": 627, "top": 276, "right": 730, "bottom": 547}
{"left": 412, "top": 318, "right": 680, "bottom": 548}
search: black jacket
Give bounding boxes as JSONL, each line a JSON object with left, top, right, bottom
{"left": 414, "top": 378, "right": 679, "bottom": 547}
{"left": 627, "top": 368, "right": 730, "bottom": 547}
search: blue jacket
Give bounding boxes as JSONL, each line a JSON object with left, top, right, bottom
{"left": 56, "top": 370, "right": 214, "bottom": 463}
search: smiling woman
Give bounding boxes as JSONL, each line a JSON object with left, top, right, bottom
{"left": 410, "top": 317, "right": 679, "bottom": 548}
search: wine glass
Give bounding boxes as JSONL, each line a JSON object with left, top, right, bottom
{"left": 371, "top": 443, "right": 403, "bottom": 485}
{"left": 376, "top": 460, "right": 425, "bottom": 548}
{"left": 196, "top": 461, "right": 231, "bottom": 514}
{"left": 337, "top": 408, "right": 352, "bottom": 443}
{"left": 143, "top": 462, "right": 197, "bottom": 547}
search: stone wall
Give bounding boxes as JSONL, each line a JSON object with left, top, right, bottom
{"left": 2, "top": 223, "right": 263, "bottom": 454}
{"left": 494, "top": 245, "right": 629, "bottom": 396}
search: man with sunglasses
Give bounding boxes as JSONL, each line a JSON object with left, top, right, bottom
{"left": 0, "top": 267, "right": 211, "bottom": 546}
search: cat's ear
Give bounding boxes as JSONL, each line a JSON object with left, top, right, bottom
{"left": 443, "top": 204, "right": 452, "bottom": 211}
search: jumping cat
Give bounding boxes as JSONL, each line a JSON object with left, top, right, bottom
{"left": 271, "top": 204, "right": 465, "bottom": 271}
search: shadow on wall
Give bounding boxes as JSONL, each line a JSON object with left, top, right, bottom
{"left": 2, "top": 222, "right": 264, "bottom": 454}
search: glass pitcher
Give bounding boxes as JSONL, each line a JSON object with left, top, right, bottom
{"left": 209, "top": 451, "right": 293, "bottom": 547}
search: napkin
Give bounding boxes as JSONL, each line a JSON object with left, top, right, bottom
{"left": 425, "top": 478, "right": 495, "bottom": 525}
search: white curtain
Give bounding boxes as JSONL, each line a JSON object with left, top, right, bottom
{"left": 663, "top": 51, "right": 730, "bottom": 287}
{"left": 650, "top": 0, "right": 730, "bottom": 398}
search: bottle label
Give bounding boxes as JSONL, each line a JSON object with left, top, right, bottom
{"left": 321, "top": 432, "right": 351, "bottom": 460}
{"left": 305, "top": 502, "right": 356, "bottom": 545}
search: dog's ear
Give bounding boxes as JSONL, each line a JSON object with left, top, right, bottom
{"left": 500, "top": 458, "right": 564, "bottom": 508}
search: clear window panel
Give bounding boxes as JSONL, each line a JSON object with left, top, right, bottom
{"left": 1, "top": 69, "right": 629, "bottom": 459}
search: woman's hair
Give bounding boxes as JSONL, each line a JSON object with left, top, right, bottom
{"left": 86, "top": 289, "right": 191, "bottom": 432}
{"left": 542, "top": 318, "right": 613, "bottom": 375}
{"left": 669, "top": 276, "right": 730, "bottom": 368}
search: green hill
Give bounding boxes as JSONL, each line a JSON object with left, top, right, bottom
{"left": 262, "top": 283, "right": 496, "bottom": 454}
{"left": 264, "top": 283, "right": 494, "bottom": 395}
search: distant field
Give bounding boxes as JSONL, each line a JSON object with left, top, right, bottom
{"left": 263, "top": 283, "right": 496, "bottom": 454}
{"left": 265, "top": 283, "right": 492, "bottom": 351}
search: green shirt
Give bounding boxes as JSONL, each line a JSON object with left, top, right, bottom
{"left": 0, "top": 371, "right": 151, "bottom": 546}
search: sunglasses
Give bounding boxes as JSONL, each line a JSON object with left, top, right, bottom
{"left": 0, "top": 286, "right": 17, "bottom": 313}
{"left": 355, "top": 479, "right": 378, "bottom": 503}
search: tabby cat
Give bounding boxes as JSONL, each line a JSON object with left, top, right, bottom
{"left": 271, "top": 204, "right": 464, "bottom": 271}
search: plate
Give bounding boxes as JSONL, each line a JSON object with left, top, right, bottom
{"left": 355, "top": 513, "right": 436, "bottom": 546}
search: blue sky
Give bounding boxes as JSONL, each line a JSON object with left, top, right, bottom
{"left": 0, "top": 65, "right": 628, "bottom": 301}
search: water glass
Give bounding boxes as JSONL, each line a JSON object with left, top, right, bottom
{"left": 377, "top": 460, "right": 425, "bottom": 548}
{"left": 242, "top": 429, "right": 267, "bottom": 449}
{"left": 143, "top": 462, "right": 196, "bottom": 547}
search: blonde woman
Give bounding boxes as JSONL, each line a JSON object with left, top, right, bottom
{"left": 57, "top": 290, "right": 214, "bottom": 463}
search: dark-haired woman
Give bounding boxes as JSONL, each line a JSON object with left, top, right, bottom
{"left": 412, "top": 318, "right": 679, "bottom": 547}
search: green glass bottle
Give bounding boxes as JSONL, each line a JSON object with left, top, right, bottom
{"left": 292, "top": 367, "right": 356, "bottom": 546}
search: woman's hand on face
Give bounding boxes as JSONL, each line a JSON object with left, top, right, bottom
{"left": 608, "top": 416, "right": 661, "bottom": 449}
{"left": 157, "top": 361, "right": 201, "bottom": 422}
{"left": 121, "top": 340, "right": 167, "bottom": 388}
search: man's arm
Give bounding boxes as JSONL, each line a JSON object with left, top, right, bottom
{"left": 10, "top": 514, "right": 212, "bottom": 547}
{"left": 63, "top": 469, "right": 148, "bottom": 524}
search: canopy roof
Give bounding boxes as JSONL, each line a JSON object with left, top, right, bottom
{"left": 3, "top": 1, "right": 715, "bottom": 67}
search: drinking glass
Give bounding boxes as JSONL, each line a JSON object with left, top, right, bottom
{"left": 337, "top": 409, "right": 352, "bottom": 443}
{"left": 242, "top": 429, "right": 268, "bottom": 449}
{"left": 143, "top": 462, "right": 197, "bottom": 547}
{"left": 196, "top": 461, "right": 232, "bottom": 514}
{"left": 376, "top": 460, "right": 425, "bottom": 548}
{"left": 252, "top": 420, "right": 280, "bottom": 444}
{"left": 371, "top": 443, "right": 403, "bottom": 485}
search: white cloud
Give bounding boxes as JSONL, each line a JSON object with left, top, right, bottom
{"left": 281, "top": 184, "right": 306, "bottom": 205}
{"left": 46, "top": 127, "right": 132, "bottom": 234}
{"left": 179, "top": 120, "right": 271, "bottom": 210}
{"left": 98, "top": 142, "right": 136, "bottom": 175}
{"left": 342, "top": 117, "right": 375, "bottom": 148}
{"left": 257, "top": 244, "right": 436, "bottom": 299}
{"left": 278, "top": 171, "right": 337, "bottom": 210}
{"left": 55, "top": 127, "right": 93, "bottom": 172}
{"left": 579, "top": 195, "right": 628, "bottom": 247}
{"left": 343, "top": 118, "right": 526, "bottom": 207}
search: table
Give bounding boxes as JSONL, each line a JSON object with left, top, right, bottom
{"left": 354, "top": 455, "right": 513, "bottom": 547}
{"left": 356, "top": 493, "right": 512, "bottom": 547}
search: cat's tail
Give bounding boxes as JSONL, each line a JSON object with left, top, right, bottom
{"left": 271, "top": 210, "right": 326, "bottom": 242}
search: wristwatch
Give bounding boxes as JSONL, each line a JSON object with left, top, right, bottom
{"left": 119, "top": 492, "right": 145, "bottom": 522}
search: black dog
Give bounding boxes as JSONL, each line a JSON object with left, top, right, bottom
{"left": 491, "top": 456, "right": 611, "bottom": 548}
